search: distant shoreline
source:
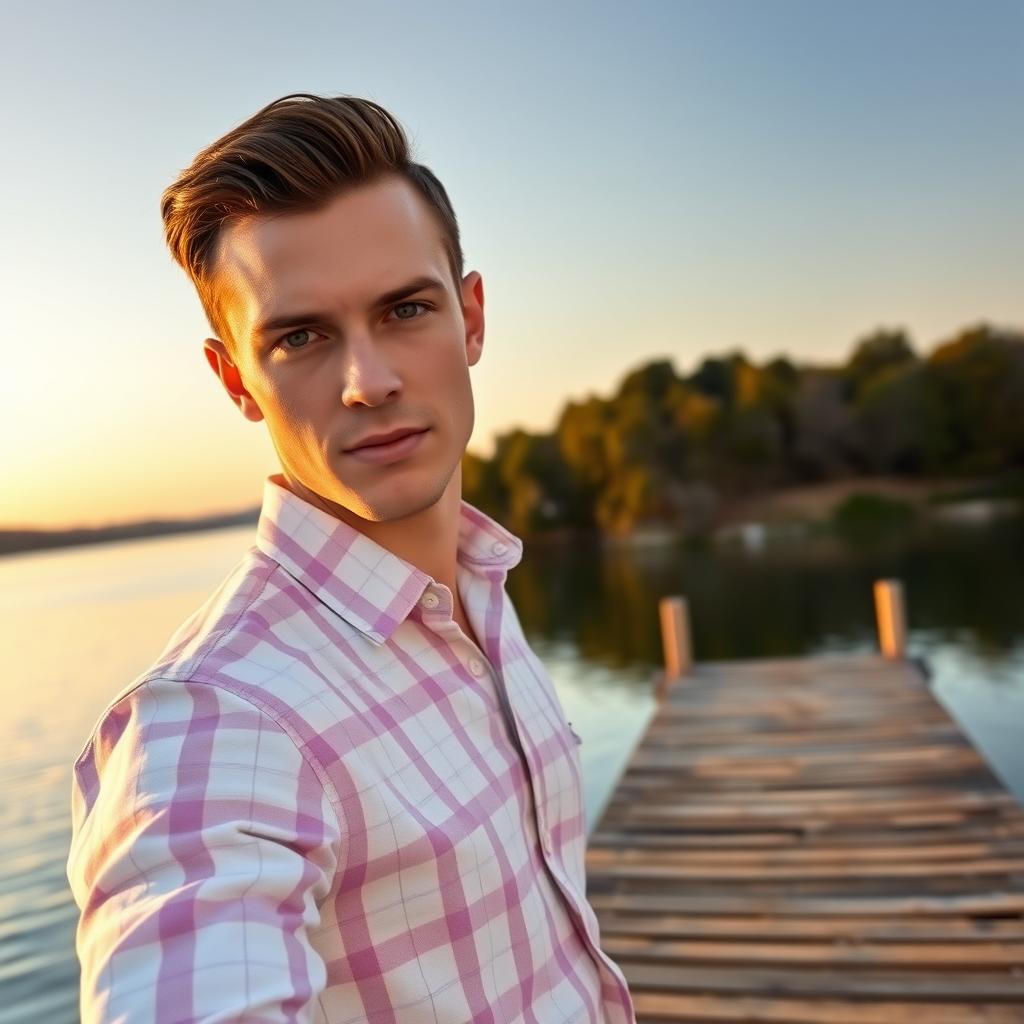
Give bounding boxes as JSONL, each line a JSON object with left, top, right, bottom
{"left": 0, "top": 508, "right": 260, "bottom": 558}
{"left": 4, "top": 473, "right": 1019, "bottom": 560}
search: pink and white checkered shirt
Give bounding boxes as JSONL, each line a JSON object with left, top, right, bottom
{"left": 67, "top": 475, "right": 636, "bottom": 1024}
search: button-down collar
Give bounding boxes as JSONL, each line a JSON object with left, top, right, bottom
{"left": 254, "top": 475, "right": 523, "bottom": 645}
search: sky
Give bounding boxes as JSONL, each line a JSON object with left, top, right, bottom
{"left": 2, "top": 0, "right": 1021, "bottom": 529}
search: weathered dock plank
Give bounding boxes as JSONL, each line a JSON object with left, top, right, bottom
{"left": 586, "top": 653, "right": 1024, "bottom": 1021}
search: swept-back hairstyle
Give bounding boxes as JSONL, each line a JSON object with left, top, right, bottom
{"left": 160, "top": 92, "right": 464, "bottom": 351}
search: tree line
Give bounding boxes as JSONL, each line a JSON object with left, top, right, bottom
{"left": 462, "top": 321, "right": 1024, "bottom": 537}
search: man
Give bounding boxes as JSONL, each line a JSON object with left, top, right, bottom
{"left": 67, "top": 93, "right": 636, "bottom": 1024}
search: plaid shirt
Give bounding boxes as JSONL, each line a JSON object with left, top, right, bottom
{"left": 67, "top": 476, "right": 636, "bottom": 1024}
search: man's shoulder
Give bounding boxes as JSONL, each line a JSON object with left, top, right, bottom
{"left": 86, "top": 547, "right": 290, "bottom": 732}
{"left": 68, "top": 544, "right": 350, "bottom": 820}
{"left": 81, "top": 538, "right": 378, "bottom": 755}
{"left": 144, "top": 545, "right": 281, "bottom": 682}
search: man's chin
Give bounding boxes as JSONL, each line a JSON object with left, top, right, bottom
{"left": 315, "top": 484, "right": 442, "bottom": 526}
{"left": 348, "top": 492, "right": 444, "bottom": 524}
{"left": 280, "top": 463, "right": 454, "bottom": 525}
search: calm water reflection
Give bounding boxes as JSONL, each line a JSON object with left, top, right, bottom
{"left": 1, "top": 513, "right": 1021, "bottom": 1022}
{"left": 509, "top": 513, "right": 1024, "bottom": 809}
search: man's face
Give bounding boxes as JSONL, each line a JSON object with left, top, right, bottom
{"left": 204, "top": 174, "right": 484, "bottom": 524}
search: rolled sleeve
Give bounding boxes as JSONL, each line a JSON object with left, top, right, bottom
{"left": 67, "top": 677, "right": 341, "bottom": 1024}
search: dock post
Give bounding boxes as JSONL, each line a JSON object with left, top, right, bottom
{"left": 873, "top": 578, "right": 907, "bottom": 659}
{"left": 657, "top": 596, "right": 692, "bottom": 699}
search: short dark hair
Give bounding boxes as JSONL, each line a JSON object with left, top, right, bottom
{"left": 160, "top": 93, "right": 464, "bottom": 351}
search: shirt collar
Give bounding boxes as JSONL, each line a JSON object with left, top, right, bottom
{"left": 254, "top": 475, "right": 523, "bottom": 645}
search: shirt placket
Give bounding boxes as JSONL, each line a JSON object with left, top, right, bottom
{"left": 419, "top": 584, "right": 540, "bottom": 808}
{"left": 493, "top": 648, "right": 635, "bottom": 1024}
{"left": 420, "top": 577, "right": 630, "bottom": 1023}
{"left": 480, "top": 597, "right": 633, "bottom": 1009}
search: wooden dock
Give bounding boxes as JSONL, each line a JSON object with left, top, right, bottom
{"left": 585, "top": 652, "right": 1024, "bottom": 1022}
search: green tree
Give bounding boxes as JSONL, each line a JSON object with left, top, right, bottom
{"left": 791, "top": 370, "right": 859, "bottom": 479}
{"left": 492, "top": 429, "right": 574, "bottom": 535}
{"left": 614, "top": 359, "right": 679, "bottom": 404}
{"left": 923, "top": 323, "right": 1024, "bottom": 473}
{"left": 461, "top": 450, "right": 504, "bottom": 518}
{"left": 843, "top": 328, "right": 917, "bottom": 401}
{"left": 853, "top": 364, "right": 933, "bottom": 474}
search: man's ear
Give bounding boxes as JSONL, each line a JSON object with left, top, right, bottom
{"left": 461, "top": 271, "right": 484, "bottom": 368}
{"left": 203, "top": 338, "right": 264, "bottom": 423}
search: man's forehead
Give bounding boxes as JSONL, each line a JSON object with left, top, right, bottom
{"left": 212, "top": 179, "right": 452, "bottom": 341}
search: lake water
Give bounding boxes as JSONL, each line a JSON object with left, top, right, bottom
{"left": 2, "top": 513, "right": 1022, "bottom": 1022}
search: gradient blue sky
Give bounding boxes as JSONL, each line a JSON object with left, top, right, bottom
{"left": 2, "top": 0, "right": 1021, "bottom": 528}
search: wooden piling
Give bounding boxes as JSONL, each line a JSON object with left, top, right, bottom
{"left": 657, "top": 596, "right": 692, "bottom": 699}
{"left": 874, "top": 578, "right": 907, "bottom": 659}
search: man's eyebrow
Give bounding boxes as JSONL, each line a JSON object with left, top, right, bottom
{"left": 252, "top": 275, "right": 448, "bottom": 338}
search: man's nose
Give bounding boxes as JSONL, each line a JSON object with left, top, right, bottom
{"left": 339, "top": 332, "right": 402, "bottom": 408}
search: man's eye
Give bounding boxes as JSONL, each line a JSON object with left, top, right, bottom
{"left": 278, "top": 328, "right": 318, "bottom": 351}
{"left": 390, "top": 301, "right": 430, "bottom": 321}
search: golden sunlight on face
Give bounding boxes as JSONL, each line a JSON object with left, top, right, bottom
{"left": 206, "top": 175, "right": 485, "bottom": 523}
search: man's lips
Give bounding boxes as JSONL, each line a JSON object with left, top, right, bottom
{"left": 343, "top": 428, "right": 430, "bottom": 464}
{"left": 345, "top": 427, "right": 428, "bottom": 452}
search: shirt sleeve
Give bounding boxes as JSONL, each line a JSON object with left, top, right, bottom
{"left": 66, "top": 676, "right": 341, "bottom": 1024}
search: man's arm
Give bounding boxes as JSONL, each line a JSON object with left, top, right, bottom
{"left": 67, "top": 677, "right": 341, "bottom": 1023}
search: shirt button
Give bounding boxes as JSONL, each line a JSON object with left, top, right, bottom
{"left": 491, "top": 541, "right": 508, "bottom": 556}
{"left": 467, "top": 656, "right": 486, "bottom": 677}
{"left": 420, "top": 591, "right": 440, "bottom": 609}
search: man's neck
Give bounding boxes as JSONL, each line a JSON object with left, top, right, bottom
{"left": 275, "top": 470, "right": 464, "bottom": 610}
